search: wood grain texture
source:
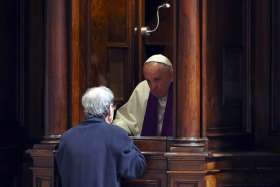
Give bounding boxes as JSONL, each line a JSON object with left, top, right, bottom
{"left": 254, "top": 0, "right": 280, "bottom": 151}
{"left": 177, "top": 0, "right": 201, "bottom": 138}
{"left": 45, "top": 0, "right": 68, "bottom": 135}
{"left": 71, "top": 0, "right": 81, "bottom": 126}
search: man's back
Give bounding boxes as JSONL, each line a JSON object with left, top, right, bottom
{"left": 56, "top": 117, "right": 146, "bottom": 187}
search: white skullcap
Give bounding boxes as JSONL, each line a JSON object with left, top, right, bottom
{"left": 145, "top": 54, "right": 172, "bottom": 67}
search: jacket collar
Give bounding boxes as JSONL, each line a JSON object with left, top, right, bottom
{"left": 81, "top": 117, "right": 106, "bottom": 125}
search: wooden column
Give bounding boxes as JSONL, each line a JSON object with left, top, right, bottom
{"left": 177, "top": 0, "right": 201, "bottom": 138}
{"left": 44, "top": 0, "right": 68, "bottom": 136}
{"left": 166, "top": 1, "right": 207, "bottom": 187}
{"left": 30, "top": 1, "right": 68, "bottom": 187}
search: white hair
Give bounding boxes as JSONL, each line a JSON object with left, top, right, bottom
{"left": 81, "top": 86, "right": 114, "bottom": 119}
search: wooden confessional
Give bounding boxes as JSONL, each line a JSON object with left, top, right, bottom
{"left": 26, "top": 0, "right": 280, "bottom": 187}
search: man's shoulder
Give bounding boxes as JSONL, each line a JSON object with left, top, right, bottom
{"left": 61, "top": 120, "right": 105, "bottom": 137}
{"left": 59, "top": 127, "right": 78, "bottom": 144}
{"left": 110, "top": 124, "right": 130, "bottom": 136}
{"left": 110, "top": 125, "right": 132, "bottom": 147}
{"left": 61, "top": 125, "right": 78, "bottom": 136}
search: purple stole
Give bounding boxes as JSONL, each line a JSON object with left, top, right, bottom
{"left": 141, "top": 83, "right": 173, "bottom": 136}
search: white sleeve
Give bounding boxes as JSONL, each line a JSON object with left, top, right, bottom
{"left": 113, "top": 81, "right": 150, "bottom": 136}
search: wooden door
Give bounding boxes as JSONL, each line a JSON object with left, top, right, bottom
{"left": 71, "top": 0, "right": 138, "bottom": 124}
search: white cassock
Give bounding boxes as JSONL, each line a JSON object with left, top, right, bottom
{"left": 113, "top": 80, "right": 167, "bottom": 136}
{"left": 113, "top": 81, "right": 149, "bottom": 135}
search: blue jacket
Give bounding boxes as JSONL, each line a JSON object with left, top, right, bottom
{"left": 56, "top": 117, "right": 146, "bottom": 187}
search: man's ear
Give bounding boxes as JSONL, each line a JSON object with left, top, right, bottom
{"left": 107, "top": 105, "right": 114, "bottom": 124}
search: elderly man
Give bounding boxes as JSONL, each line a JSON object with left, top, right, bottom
{"left": 56, "top": 86, "right": 146, "bottom": 187}
{"left": 114, "top": 54, "right": 173, "bottom": 136}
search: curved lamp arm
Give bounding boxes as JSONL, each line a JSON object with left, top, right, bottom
{"left": 137, "top": 3, "right": 171, "bottom": 36}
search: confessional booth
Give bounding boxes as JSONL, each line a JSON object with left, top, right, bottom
{"left": 29, "top": 0, "right": 280, "bottom": 186}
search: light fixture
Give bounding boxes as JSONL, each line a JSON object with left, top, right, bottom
{"left": 136, "top": 3, "right": 171, "bottom": 36}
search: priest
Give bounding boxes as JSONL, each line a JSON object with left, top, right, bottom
{"left": 113, "top": 54, "right": 173, "bottom": 136}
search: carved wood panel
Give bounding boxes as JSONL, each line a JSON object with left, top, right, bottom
{"left": 205, "top": 0, "right": 252, "bottom": 133}
{"left": 206, "top": 152, "right": 280, "bottom": 187}
{"left": 71, "top": 0, "right": 137, "bottom": 124}
{"left": 124, "top": 179, "right": 162, "bottom": 187}
{"left": 254, "top": 0, "right": 280, "bottom": 150}
{"left": 168, "top": 173, "right": 204, "bottom": 187}
{"left": 205, "top": 0, "right": 253, "bottom": 150}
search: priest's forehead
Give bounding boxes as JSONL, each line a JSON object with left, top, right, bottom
{"left": 143, "top": 62, "right": 171, "bottom": 73}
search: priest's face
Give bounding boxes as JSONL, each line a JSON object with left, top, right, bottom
{"left": 143, "top": 62, "right": 173, "bottom": 98}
